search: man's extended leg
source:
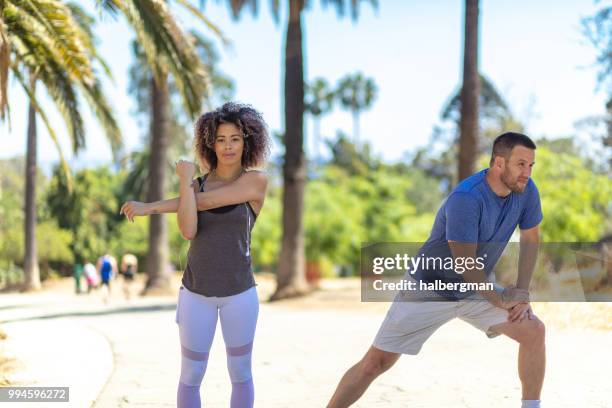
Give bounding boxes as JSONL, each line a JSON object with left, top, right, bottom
{"left": 491, "top": 317, "right": 546, "bottom": 402}
{"left": 327, "top": 346, "right": 400, "bottom": 408}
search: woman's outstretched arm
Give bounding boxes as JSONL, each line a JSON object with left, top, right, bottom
{"left": 120, "top": 171, "right": 267, "bottom": 222}
{"left": 176, "top": 161, "right": 198, "bottom": 240}
{"left": 194, "top": 170, "right": 267, "bottom": 211}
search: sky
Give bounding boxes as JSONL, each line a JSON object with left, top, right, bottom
{"left": 0, "top": 0, "right": 608, "bottom": 173}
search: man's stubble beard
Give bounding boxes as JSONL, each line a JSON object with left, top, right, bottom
{"left": 501, "top": 169, "right": 526, "bottom": 193}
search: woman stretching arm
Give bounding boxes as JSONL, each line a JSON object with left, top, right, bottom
{"left": 120, "top": 102, "right": 270, "bottom": 408}
{"left": 119, "top": 170, "right": 267, "bottom": 222}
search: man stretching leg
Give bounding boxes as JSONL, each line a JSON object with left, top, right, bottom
{"left": 328, "top": 132, "right": 545, "bottom": 408}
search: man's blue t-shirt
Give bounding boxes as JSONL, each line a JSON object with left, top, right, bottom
{"left": 411, "top": 168, "right": 543, "bottom": 299}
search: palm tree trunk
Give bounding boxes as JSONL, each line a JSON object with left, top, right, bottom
{"left": 271, "top": 0, "right": 309, "bottom": 300}
{"left": 144, "top": 74, "right": 171, "bottom": 295}
{"left": 23, "top": 79, "right": 41, "bottom": 291}
{"left": 458, "top": 0, "right": 480, "bottom": 182}
{"left": 352, "top": 109, "right": 360, "bottom": 145}
{"left": 313, "top": 116, "right": 321, "bottom": 162}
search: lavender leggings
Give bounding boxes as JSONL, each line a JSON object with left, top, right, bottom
{"left": 176, "top": 285, "right": 259, "bottom": 408}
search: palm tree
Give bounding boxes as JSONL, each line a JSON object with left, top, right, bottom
{"left": 24, "top": 77, "right": 39, "bottom": 291}
{"left": 123, "top": 32, "right": 235, "bottom": 201}
{"left": 336, "top": 72, "right": 377, "bottom": 144}
{"left": 1, "top": 1, "right": 122, "bottom": 291}
{"left": 457, "top": 0, "right": 480, "bottom": 182}
{"left": 98, "top": 0, "right": 221, "bottom": 294}
{"left": 305, "top": 77, "right": 334, "bottom": 161}
{"left": 414, "top": 74, "right": 514, "bottom": 191}
{"left": 203, "top": 0, "right": 378, "bottom": 300}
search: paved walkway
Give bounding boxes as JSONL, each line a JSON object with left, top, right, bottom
{"left": 0, "top": 277, "right": 611, "bottom": 407}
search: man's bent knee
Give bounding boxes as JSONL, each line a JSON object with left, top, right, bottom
{"left": 493, "top": 317, "right": 546, "bottom": 346}
{"left": 527, "top": 318, "right": 546, "bottom": 344}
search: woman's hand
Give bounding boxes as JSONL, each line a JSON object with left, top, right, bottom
{"left": 175, "top": 159, "right": 197, "bottom": 181}
{"left": 120, "top": 201, "right": 150, "bottom": 222}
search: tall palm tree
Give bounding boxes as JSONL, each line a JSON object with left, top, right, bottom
{"left": 336, "top": 72, "right": 377, "bottom": 144}
{"left": 24, "top": 77, "right": 39, "bottom": 291}
{"left": 203, "top": 0, "right": 378, "bottom": 300}
{"left": 123, "top": 32, "right": 235, "bottom": 201}
{"left": 457, "top": 0, "right": 480, "bottom": 182}
{"left": 305, "top": 77, "right": 334, "bottom": 161}
{"left": 414, "top": 74, "right": 514, "bottom": 191}
{"left": 97, "top": 0, "right": 221, "bottom": 294}
{"left": 1, "top": 0, "right": 122, "bottom": 291}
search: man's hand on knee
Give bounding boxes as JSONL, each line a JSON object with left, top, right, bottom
{"left": 497, "top": 286, "right": 530, "bottom": 309}
{"left": 508, "top": 302, "right": 535, "bottom": 323}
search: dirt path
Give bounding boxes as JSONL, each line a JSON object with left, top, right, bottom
{"left": 1, "top": 274, "right": 610, "bottom": 407}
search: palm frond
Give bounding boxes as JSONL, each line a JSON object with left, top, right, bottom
{"left": 12, "top": 0, "right": 94, "bottom": 84}
{"left": 174, "top": 0, "right": 230, "bottom": 46}
{"left": 10, "top": 30, "right": 86, "bottom": 152}
{"left": 117, "top": 0, "right": 209, "bottom": 118}
{"left": 95, "top": 0, "right": 121, "bottom": 17}
{"left": 321, "top": 0, "right": 377, "bottom": 21}
{"left": 80, "top": 76, "right": 122, "bottom": 160}
{"left": 65, "top": 2, "right": 96, "bottom": 50}
{"left": 5, "top": 0, "right": 121, "bottom": 156}
{"left": 66, "top": 1, "right": 114, "bottom": 80}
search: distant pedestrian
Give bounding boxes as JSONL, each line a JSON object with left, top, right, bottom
{"left": 73, "top": 263, "right": 83, "bottom": 294}
{"left": 97, "top": 254, "right": 117, "bottom": 304}
{"left": 120, "top": 253, "right": 138, "bottom": 300}
{"left": 83, "top": 262, "right": 98, "bottom": 293}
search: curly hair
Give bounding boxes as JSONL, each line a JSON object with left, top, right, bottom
{"left": 194, "top": 102, "right": 270, "bottom": 171}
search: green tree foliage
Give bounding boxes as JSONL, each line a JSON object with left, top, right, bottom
{"left": 250, "top": 185, "right": 282, "bottom": 270}
{"left": 46, "top": 165, "right": 123, "bottom": 264}
{"left": 305, "top": 168, "right": 366, "bottom": 265}
{"left": 3, "top": 135, "right": 610, "bottom": 284}
{"left": 476, "top": 142, "right": 612, "bottom": 242}
{"left": 532, "top": 148, "right": 612, "bottom": 242}
{"left": 43, "top": 164, "right": 221, "bottom": 278}
{"left": 0, "top": 158, "right": 72, "bottom": 283}
{"left": 326, "top": 132, "right": 380, "bottom": 177}
{"left": 300, "top": 137, "right": 440, "bottom": 272}
{"left": 301, "top": 165, "right": 437, "bottom": 273}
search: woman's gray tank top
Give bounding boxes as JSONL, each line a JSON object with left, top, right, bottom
{"left": 181, "top": 174, "right": 257, "bottom": 297}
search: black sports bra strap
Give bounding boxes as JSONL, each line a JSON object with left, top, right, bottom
{"left": 199, "top": 173, "right": 209, "bottom": 192}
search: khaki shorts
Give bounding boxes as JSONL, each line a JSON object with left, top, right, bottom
{"left": 373, "top": 281, "right": 508, "bottom": 355}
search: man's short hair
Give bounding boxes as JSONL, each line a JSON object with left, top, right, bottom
{"left": 490, "top": 132, "right": 536, "bottom": 166}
